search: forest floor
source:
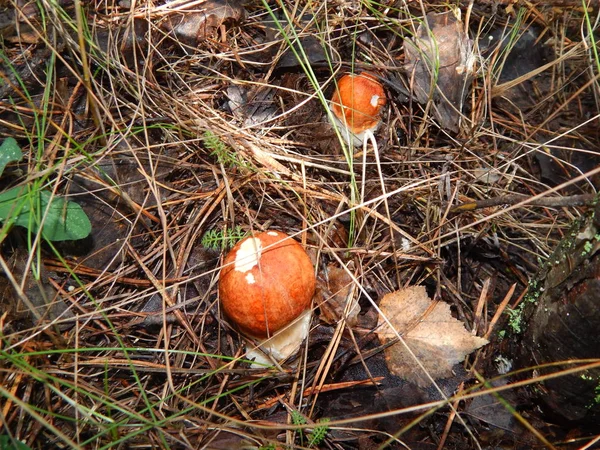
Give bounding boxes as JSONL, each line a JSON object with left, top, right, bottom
{"left": 0, "top": 0, "right": 599, "bottom": 449}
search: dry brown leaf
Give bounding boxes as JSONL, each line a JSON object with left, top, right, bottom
{"left": 403, "top": 9, "right": 475, "bottom": 132}
{"left": 376, "top": 286, "right": 488, "bottom": 387}
{"left": 1, "top": 248, "right": 74, "bottom": 331}
{"left": 319, "top": 263, "right": 360, "bottom": 327}
{"left": 160, "top": 0, "right": 247, "bottom": 46}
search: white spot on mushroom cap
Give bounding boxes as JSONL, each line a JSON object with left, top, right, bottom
{"left": 234, "top": 237, "right": 262, "bottom": 273}
{"left": 370, "top": 94, "right": 380, "bottom": 108}
{"left": 267, "top": 231, "right": 279, "bottom": 236}
{"left": 245, "top": 272, "right": 255, "bottom": 284}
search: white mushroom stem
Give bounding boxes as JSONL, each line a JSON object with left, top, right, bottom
{"left": 360, "top": 129, "right": 376, "bottom": 204}
{"left": 363, "top": 130, "right": 393, "bottom": 256}
{"left": 328, "top": 104, "right": 381, "bottom": 148}
{"left": 245, "top": 309, "right": 312, "bottom": 367}
{"left": 329, "top": 108, "right": 365, "bottom": 147}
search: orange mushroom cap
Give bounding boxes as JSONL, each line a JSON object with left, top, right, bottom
{"left": 330, "top": 72, "right": 386, "bottom": 136}
{"left": 219, "top": 231, "right": 316, "bottom": 338}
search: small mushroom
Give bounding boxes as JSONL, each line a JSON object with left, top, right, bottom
{"left": 329, "top": 72, "right": 386, "bottom": 147}
{"left": 219, "top": 230, "right": 316, "bottom": 364}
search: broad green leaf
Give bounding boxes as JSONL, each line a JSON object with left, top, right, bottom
{"left": 0, "top": 138, "right": 23, "bottom": 177}
{"left": 0, "top": 435, "right": 32, "bottom": 450}
{"left": 0, "top": 186, "right": 92, "bottom": 241}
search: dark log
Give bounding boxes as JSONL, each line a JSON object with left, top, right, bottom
{"left": 513, "top": 200, "right": 600, "bottom": 426}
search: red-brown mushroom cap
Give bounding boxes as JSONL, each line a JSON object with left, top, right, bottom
{"left": 219, "top": 231, "right": 316, "bottom": 338}
{"left": 330, "top": 72, "right": 386, "bottom": 134}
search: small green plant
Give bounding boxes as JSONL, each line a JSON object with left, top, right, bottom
{"left": 202, "top": 130, "right": 248, "bottom": 168}
{"left": 0, "top": 138, "right": 91, "bottom": 242}
{"left": 307, "top": 418, "right": 330, "bottom": 448}
{"left": 201, "top": 225, "right": 246, "bottom": 250}
{"left": 258, "top": 445, "right": 277, "bottom": 450}
{"left": 290, "top": 410, "right": 330, "bottom": 448}
{"left": 290, "top": 409, "right": 306, "bottom": 426}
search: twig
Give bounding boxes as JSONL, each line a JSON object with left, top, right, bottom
{"left": 460, "top": 0, "right": 589, "bottom": 6}
{"left": 450, "top": 193, "right": 595, "bottom": 213}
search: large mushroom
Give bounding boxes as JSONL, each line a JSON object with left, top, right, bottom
{"left": 329, "top": 72, "right": 386, "bottom": 147}
{"left": 219, "top": 230, "right": 316, "bottom": 364}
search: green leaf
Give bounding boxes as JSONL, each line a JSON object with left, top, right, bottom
{"left": 0, "top": 138, "right": 23, "bottom": 177}
{"left": 0, "top": 186, "right": 92, "bottom": 241}
{"left": 0, "top": 435, "right": 32, "bottom": 450}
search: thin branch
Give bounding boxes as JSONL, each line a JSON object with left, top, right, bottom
{"left": 450, "top": 193, "right": 596, "bottom": 213}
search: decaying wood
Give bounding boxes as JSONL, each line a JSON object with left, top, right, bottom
{"left": 513, "top": 200, "right": 600, "bottom": 425}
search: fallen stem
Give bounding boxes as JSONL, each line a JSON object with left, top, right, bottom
{"left": 450, "top": 193, "right": 595, "bottom": 213}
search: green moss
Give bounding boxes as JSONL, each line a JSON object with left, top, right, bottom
{"left": 582, "top": 240, "right": 593, "bottom": 256}
{"left": 506, "top": 306, "right": 524, "bottom": 334}
{"left": 504, "top": 279, "right": 542, "bottom": 335}
{"left": 587, "top": 379, "right": 600, "bottom": 408}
